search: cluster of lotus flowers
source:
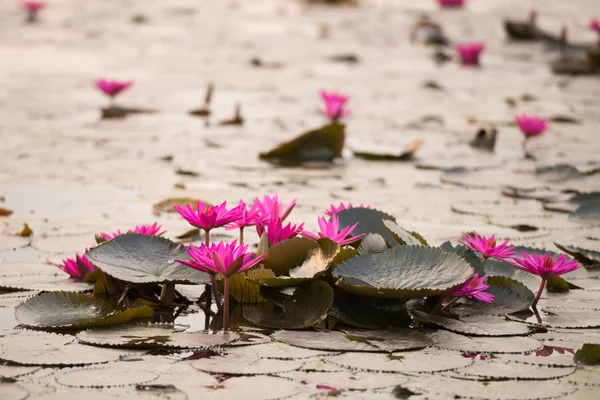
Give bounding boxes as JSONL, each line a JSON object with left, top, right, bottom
{"left": 60, "top": 195, "right": 580, "bottom": 329}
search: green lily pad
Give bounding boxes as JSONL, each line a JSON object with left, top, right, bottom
{"left": 455, "top": 360, "right": 575, "bottom": 381}
{"left": 440, "top": 242, "right": 484, "bottom": 271}
{"left": 482, "top": 259, "right": 542, "bottom": 293}
{"left": 555, "top": 240, "right": 600, "bottom": 266}
{"left": 384, "top": 220, "right": 428, "bottom": 246}
{"left": 336, "top": 208, "right": 398, "bottom": 247}
{"left": 259, "top": 123, "right": 345, "bottom": 164}
{"left": 262, "top": 237, "right": 319, "bottom": 277}
{"left": 569, "top": 198, "right": 600, "bottom": 224}
{"left": 333, "top": 245, "right": 473, "bottom": 299}
{"left": 574, "top": 344, "right": 600, "bottom": 365}
{"left": 243, "top": 281, "right": 333, "bottom": 329}
{"left": 227, "top": 269, "right": 276, "bottom": 304}
{"left": 328, "top": 289, "right": 412, "bottom": 329}
{"left": 351, "top": 139, "right": 423, "bottom": 161}
{"left": 430, "top": 330, "right": 542, "bottom": 353}
{"left": 14, "top": 292, "right": 153, "bottom": 330}
{"left": 152, "top": 197, "right": 212, "bottom": 216}
{"left": 357, "top": 233, "right": 388, "bottom": 255}
{"left": 87, "top": 234, "right": 210, "bottom": 284}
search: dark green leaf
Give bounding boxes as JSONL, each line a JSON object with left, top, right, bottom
{"left": 336, "top": 208, "right": 398, "bottom": 247}
{"left": 384, "top": 220, "right": 428, "bottom": 246}
{"left": 333, "top": 245, "right": 473, "bottom": 299}
{"left": 569, "top": 198, "right": 600, "bottom": 224}
{"left": 87, "top": 234, "right": 210, "bottom": 284}
{"left": 554, "top": 241, "right": 600, "bottom": 266}
{"left": 262, "top": 237, "right": 319, "bottom": 276}
{"left": 357, "top": 234, "right": 388, "bottom": 255}
{"left": 574, "top": 344, "right": 600, "bottom": 365}
{"left": 352, "top": 139, "right": 423, "bottom": 161}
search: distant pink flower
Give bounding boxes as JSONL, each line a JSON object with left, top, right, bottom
{"left": 512, "top": 252, "right": 580, "bottom": 308}
{"left": 444, "top": 273, "right": 494, "bottom": 303}
{"left": 177, "top": 240, "right": 265, "bottom": 278}
{"left": 301, "top": 215, "right": 364, "bottom": 246}
{"left": 461, "top": 353, "right": 487, "bottom": 360}
{"left": 60, "top": 253, "right": 96, "bottom": 280}
{"left": 95, "top": 79, "right": 133, "bottom": 100}
{"left": 455, "top": 42, "right": 485, "bottom": 66}
{"left": 437, "top": 0, "right": 464, "bottom": 7}
{"left": 226, "top": 200, "right": 260, "bottom": 230}
{"left": 589, "top": 19, "right": 600, "bottom": 35}
{"left": 515, "top": 114, "right": 548, "bottom": 139}
{"left": 461, "top": 232, "right": 516, "bottom": 263}
{"left": 320, "top": 90, "right": 350, "bottom": 122}
{"left": 256, "top": 217, "right": 304, "bottom": 245}
{"left": 253, "top": 194, "right": 296, "bottom": 223}
{"left": 324, "top": 202, "right": 371, "bottom": 217}
{"left": 23, "top": 1, "right": 45, "bottom": 11}
{"left": 100, "top": 222, "right": 165, "bottom": 241}
{"left": 174, "top": 201, "right": 243, "bottom": 233}
{"left": 512, "top": 252, "right": 580, "bottom": 279}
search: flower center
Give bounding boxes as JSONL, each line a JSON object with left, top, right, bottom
{"left": 486, "top": 238, "right": 496, "bottom": 248}
{"left": 541, "top": 255, "right": 554, "bottom": 271}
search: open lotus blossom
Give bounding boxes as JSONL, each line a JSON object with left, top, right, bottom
{"left": 174, "top": 201, "right": 244, "bottom": 244}
{"left": 589, "top": 19, "right": 600, "bottom": 35}
{"left": 515, "top": 114, "right": 548, "bottom": 140}
{"left": 253, "top": 194, "right": 296, "bottom": 223}
{"left": 99, "top": 222, "right": 165, "bottom": 241}
{"left": 256, "top": 217, "right": 304, "bottom": 245}
{"left": 444, "top": 273, "right": 495, "bottom": 303}
{"left": 437, "top": 0, "right": 464, "bottom": 7}
{"left": 512, "top": 252, "right": 580, "bottom": 308}
{"left": 60, "top": 253, "right": 96, "bottom": 280}
{"left": 177, "top": 240, "right": 266, "bottom": 329}
{"left": 324, "top": 202, "right": 371, "bottom": 217}
{"left": 301, "top": 215, "right": 364, "bottom": 246}
{"left": 226, "top": 200, "right": 261, "bottom": 243}
{"left": 455, "top": 42, "right": 485, "bottom": 66}
{"left": 95, "top": 79, "right": 133, "bottom": 106}
{"left": 320, "top": 90, "right": 350, "bottom": 122}
{"left": 23, "top": 1, "right": 45, "bottom": 22}
{"left": 461, "top": 232, "right": 516, "bottom": 263}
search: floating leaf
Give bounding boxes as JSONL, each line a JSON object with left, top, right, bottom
{"left": 327, "top": 350, "right": 473, "bottom": 373}
{"left": 76, "top": 324, "right": 238, "bottom": 349}
{"left": 261, "top": 237, "right": 318, "bottom": 277}
{"left": 455, "top": 360, "right": 575, "bottom": 381}
{"left": 574, "top": 344, "right": 600, "bottom": 365}
{"left": 569, "top": 198, "right": 600, "bottom": 224}
{"left": 0, "top": 333, "right": 127, "bottom": 366}
{"left": 259, "top": 123, "right": 345, "bottom": 164}
{"left": 351, "top": 139, "right": 423, "bottom": 161}
{"left": 0, "top": 207, "right": 13, "bottom": 217}
{"left": 272, "top": 329, "right": 431, "bottom": 353}
{"left": 152, "top": 198, "right": 211, "bottom": 216}
{"left": 100, "top": 106, "right": 158, "bottom": 120}
{"left": 410, "top": 309, "right": 533, "bottom": 336}
{"left": 510, "top": 308, "right": 600, "bottom": 329}
{"left": 383, "top": 220, "right": 428, "bottom": 246}
{"left": 357, "top": 234, "right": 388, "bottom": 255}
{"left": 87, "top": 234, "right": 210, "bottom": 284}
{"left": 554, "top": 241, "right": 600, "bottom": 266}
{"left": 336, "top": 208, "right": 397, "bottom": 247}
{"left": 56, "top": 364, "right": 158, "bottom": 388}
{"left": 0, "top": 274, "right": 91, "bottom": 293}
{"left": 243, "top": 281, "right": 333, "bottom": 329}
{"left": 226, "top": 342, "right": 335, "bottom": 360}
{"left": 429, "top": 330, "right": 541, "bottom": 353}
{"left": 329, "top": 289, "right": 412, "bottom": 329}
{"left": 281, "top": 370, "right": 406, "bottom": 391}
{"left": 333, "top": 245, "right": 473, "bottom": 299}
{"left": 228, "top": 269, "right": 275, "bottom": 304}
{"left": 17, "top": 224, "right": 33, "bottom": 237}
{"left": 14, "top": 292, "right": 153, "bottom": 330}
{"left": 191, "top": 353, "right": 304, "bottom": 375}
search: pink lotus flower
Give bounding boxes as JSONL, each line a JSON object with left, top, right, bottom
{"left": 226, "top": 200, "right": 261, "bottom": 243}
{"left": 177, "top": 240, "right": 266, "bottom": 330}
{"left": 60, "top": 253, "right": 96, "bottom": 280}
{"left": 461, "top": 353, "right": 487, "bottom": 360}
{"left": 324, "top": 202, "right": 371, "bottom": 218}
{"left": 320, "top": 90, "right": 350, "bottom": 123}
{"left": 23, "top": 1, "right": 45, "bottom": 11}
{"left": 461, "top": 232, "right": 516, "bottom": 263}
{"left": 455, "top": 42, "right": 485, "bottom": 66}
{"left": 95, "top": 79, "right": 133, "bottom": 106}
{"left": 256, "top": 217, "right": 304, "bottom": 245}
{"left": 444, "top": 273, "right": 494, "bottom": 303}
{"left": 437, "top": 0, "right": 464, "bottom": 7}
{"left": 589, "top": 19, "right": 600, "bottom": 35}
{"left": 174, "top": 201, "right": 243, "bottom": 236}
{"left": 99, "top": 222, "right": 165, "bottom": 241}
{"left": 253, "top": 194, "right": 296, "bottom": 223}
{"left": 512, "top": 252, "right": 580, "bottom": 308}
{"left": 515, "top": 114, "right": 548, "bottom": 139}
{"left": 301, "top": 215, "right": 364, "bottom": 246}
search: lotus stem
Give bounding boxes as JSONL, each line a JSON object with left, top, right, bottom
{"left": 210, "top": 273, "right": 222, "bottom": 311}
{"left": 532, "top": 278, "right": 546, "bottom": 309}
{"left": 481, "top": 257, "right": 488, "bottom": 267}
{"left": 160, "top": 282, "right": 176, "bottom": 306}
{"left": 204, "top": 230, "right": 210, "bottom": 246}
{"left": 204, "top": 283, "right": 212, "bottom": 328}
{"left": 532, "top": 305, "right": 543, "bottom": 324}
{"left": 440, "top": 296, "right": 461, "bottom": 312}
{"left": 239, "top": 227, "right": 244, "bottom": 244}
{"left": 430, "top": 297, "right": 445, "bottom": 314}
{"left": 223, "top": 277, "right": 231, "bottom": 330}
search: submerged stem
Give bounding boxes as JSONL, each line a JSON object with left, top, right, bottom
{"left": 210, "top": 274, "right": 222, "bottom": 311}
{"left": 159, "top": 282, "right": 176, "bottom": 306}
{"left": 223, "top": 277, "right": 230, "bottom": 330}
{"left": 532, "top": 278, "right": 546, "bottom": 309}
{"left": 440, "top": 296, "right": 461, "bottom": 312}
